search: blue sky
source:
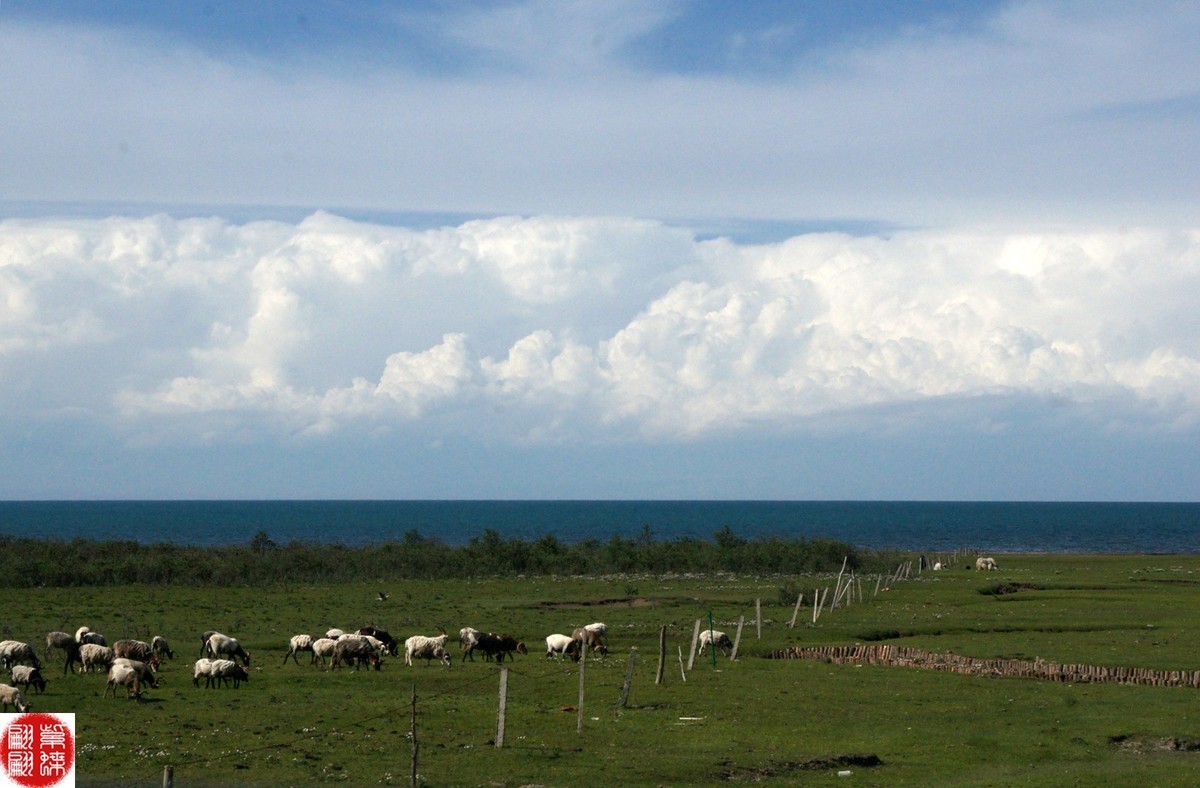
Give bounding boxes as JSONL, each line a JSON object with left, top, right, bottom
{"left": 1, "top": 2, "right": 1198, "bottom": 500}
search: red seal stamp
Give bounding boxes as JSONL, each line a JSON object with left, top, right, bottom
{"left": 0, "top": 713, "right": 75, "bottom": 788}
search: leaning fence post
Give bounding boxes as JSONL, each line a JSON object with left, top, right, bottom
{"left": 496, "top": 667, "right": 508, "bottom": 747}
{"left": 677, "top": 646, "right": 687, "bottom": 682}
{"left": 789, "top": 592, "right": 804, "bottom": 629}
{"left": 618, "top": 647, "right": 637, "bottom": 714}
{"left": 731, "top": 615, "right": 745, "bottom": 661}
{"left": 687, "top": 619, "right": 701, "bottom": 670}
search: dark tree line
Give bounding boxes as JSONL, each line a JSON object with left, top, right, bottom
{"left": 0, "top": 527, "right": 892, "bottom": 588}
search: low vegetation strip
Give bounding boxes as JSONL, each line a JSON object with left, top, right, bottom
{"left": 771, "top": 644, "right": 1200, "bottom": 689}
{"left": 0, "top": 527, "right": 875, "bottom": 587}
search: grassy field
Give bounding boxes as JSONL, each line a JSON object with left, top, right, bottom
{"left": 6, "top": 553, "right": 1200, "bottom": 785}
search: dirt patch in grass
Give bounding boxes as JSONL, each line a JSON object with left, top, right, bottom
{"left": 720, "top": 754, "right": 882, "bottom": 780}
{"left": 978, "top": 581, "right": 1044, "bottom": 596}
{"left": 536, "top": 597, "right": 658, "bottom": 608}
{"left": 1109, "top": 735, "right": 1200, "bottom": 753}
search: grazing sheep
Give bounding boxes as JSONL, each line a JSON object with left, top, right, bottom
{"left": 45, "top": 631, "right": 74, "bottom": 659}
{"left": 325, "top": 628, "right": 345, "bottom": 639}
{"left": 284, "top": 634, "right": 314, "bottom": 666}
{"left": 466, "top": 632, "right": 527, "bottom": 663}
{"left": 104, "top": 660, "right": 158, "bottom": 699}
{"left": 976, "top": 556, "right": 999, "bottom": 571}
{"left": 75, "top": 626, "right": 107, "bottom": 646}
{"left": 571, "top": 627, "right": 608, "bottom": 657}
{"left": 204, "top": 633, "right": 251, "bottom": 666}
{"left": 151, "top": 636, "right": 175, "bottom": 660}
{"left": 0, "top": 640, "right": 42, "bottom": 670}
{"left": 114, "top": 639, "right": 154, "bottom": 662}
{"left": 199, "top": 630, "right": 218, "bottom": 657}
{"left": 80, "top": 644, "right": 116, "bottom": 674}
{"left": 208, "top": 659, "right": 250, "bottom": 689}
{"left": 332, "top": 638, "right": 381, "bottom": 671}
{"left": 192, "top": 659, "right": 215, "bottom": 688}
{"left": 545, "top": 634, "right": 580, "bottom": 662}
{"left": 357, "top": 626, "right": 400, "bottom": 656}
{"left": 459, "top": 627, "right": 483, "bottom": 660}
{"left": 11, "top": 665, "right": 47, "bottom": 694}
{"left": 583, "top": 622, "right": 608, "bottom": 645}
{"left": 698, "top": 628, "right": 733, "bottom": 657}
{"left": 0, "top": 684, "right": 29, "bottom": 712}
{"left": 404, "top": 631, "right": 450, "bottom": 666}
{"left": 311, "top": 638, "right": 338, "bottom": 667}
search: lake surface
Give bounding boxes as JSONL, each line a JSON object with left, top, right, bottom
{"left": 2, "top": 500, "right": 1198, "bottom": 552}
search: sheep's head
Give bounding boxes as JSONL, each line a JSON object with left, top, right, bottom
{"left": 241, "top": 650, "right": 252, "bottom": 667}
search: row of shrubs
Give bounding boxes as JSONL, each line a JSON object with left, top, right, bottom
{"left": 0, "top": 526, "right": 895, "bottom": 588}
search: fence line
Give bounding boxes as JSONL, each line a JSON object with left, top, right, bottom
{"left": 770, "top": 643, "right": 1200, "bottom": 689}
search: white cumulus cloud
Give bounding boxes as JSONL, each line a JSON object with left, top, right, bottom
{"left": 1, "top": 214, "right": 1198, "bottom": 448}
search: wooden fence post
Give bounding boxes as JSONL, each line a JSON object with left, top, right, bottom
{"left": 410, "top": 684, "right": 418, "bottom": 788}
{"left": 496, "top": 668, "right": 508, "bottom": 747}
{"left": 731, "top": 615, "right": 745, "bottom": 661}
{"left": 577, "top": 640, "right": 587, "bottom": 735}
{"left": 788, "top": 592, "right": 804, "bottom": 629}
{"left": 162, "top": 765, "right": 173, "bottom": 788}
{"left": 677, "top": 646, "right": 687, "bottom": 682}
{"left": 655, "top": 626, "right": 666, "bottom": 685}
{"left": 686, "top": 619, "right": 701, "bottom": 670}
{"left": 755, "top": 599, "right": 762, "bottom": 639}
{"left": 618, "top": 647, "right": 637, "bottom": 714}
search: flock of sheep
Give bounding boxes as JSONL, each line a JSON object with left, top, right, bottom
{"left": 0, "top": 620, "right": 619, "bottom": 709}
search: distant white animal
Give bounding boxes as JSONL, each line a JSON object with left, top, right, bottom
{"left": 204, "top": 633, "right": 251, "bottom": 666}
{"left": 933, "top": 562, "right": 944, "bottom": 571}
{"left": 698, "top": 628, "right": 733, "bottom": 657}
{"left": 311, "top": 638, "right": 338, "bottom": 667}
{"left": 11, "top": 665, "right": 47, "bottom": 694}
{"left": 976, "top": 556, "right": 998, "bottom": 571}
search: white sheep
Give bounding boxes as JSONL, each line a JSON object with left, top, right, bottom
{"left": 204, "top": 633, "right": 251, "bottom": 666}
{"left": 0, "top": 683, "right": 29, "bottom": 712}
{"left": 404, "top": 631, "right": 449, "bottom": 666}
{"left": 193, "top": 659, "right": 215, "bottom": 687}
{"left": 80, "top": 644, "right": 116, "bottom": 674}
{"left": 284, "top": 634, "right": 314, "bottom": 666}
{"left": 976, "top": 556, "right": 999, "bottom": 571}
{"left": 698, "top": 628, "right": 733, "bottom": 657}
{"left": 311, "top": 638, "right": 339, "bottom": 667}
{"left": 325, "top": 628, "right": 346, "bottom": 639}
{"left": 11, "top": 665, "right": 47, "bottom": 694}
{"left": 104, "top": 660, "right": 157, "bottom": 699}
{"left": 545, "top": 634, "right": 580, "bottom": 661}
{"left": 0, "top": 640, "right": 42, "bottom": 670}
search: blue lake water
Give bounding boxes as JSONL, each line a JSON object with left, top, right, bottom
{"left": 2, "top": 500, "right": 1198, "bottom": 552}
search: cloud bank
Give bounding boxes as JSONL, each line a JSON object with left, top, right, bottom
{"left": 3, "top": 213, "right": 1197, "bottom": 461}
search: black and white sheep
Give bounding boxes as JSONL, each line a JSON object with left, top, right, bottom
{"left": 356, "top": 626, "right": 400, "bottom": 656}
{"left": 76, "top": 626, "right": 107, "bottom": 646}
{"left": 459, "top": 627, "right": 482, "bottom": 660}
{"left": 45, "top": 631, "right": 74, "bottom": 659}
{"left": 698, "top": 628, "right": 734, "bottom": 657}
{"left": 151, "top": 636, "right": 175, "bottom": 660}
{"left": 11, "top": 665, "right": 47, "bottom": 694}
{"left": 208, "top": 659, "right": 250, "bottom": 688}
{"left": 104, "top": 660, "right": 158, "bottom": 699}
{"left": 114, "top": 639, "right": 154, "bottom": 662}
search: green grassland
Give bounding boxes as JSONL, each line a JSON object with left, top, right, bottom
{"left": 7, "top": 553, "right": 1200, "bottom": 785}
